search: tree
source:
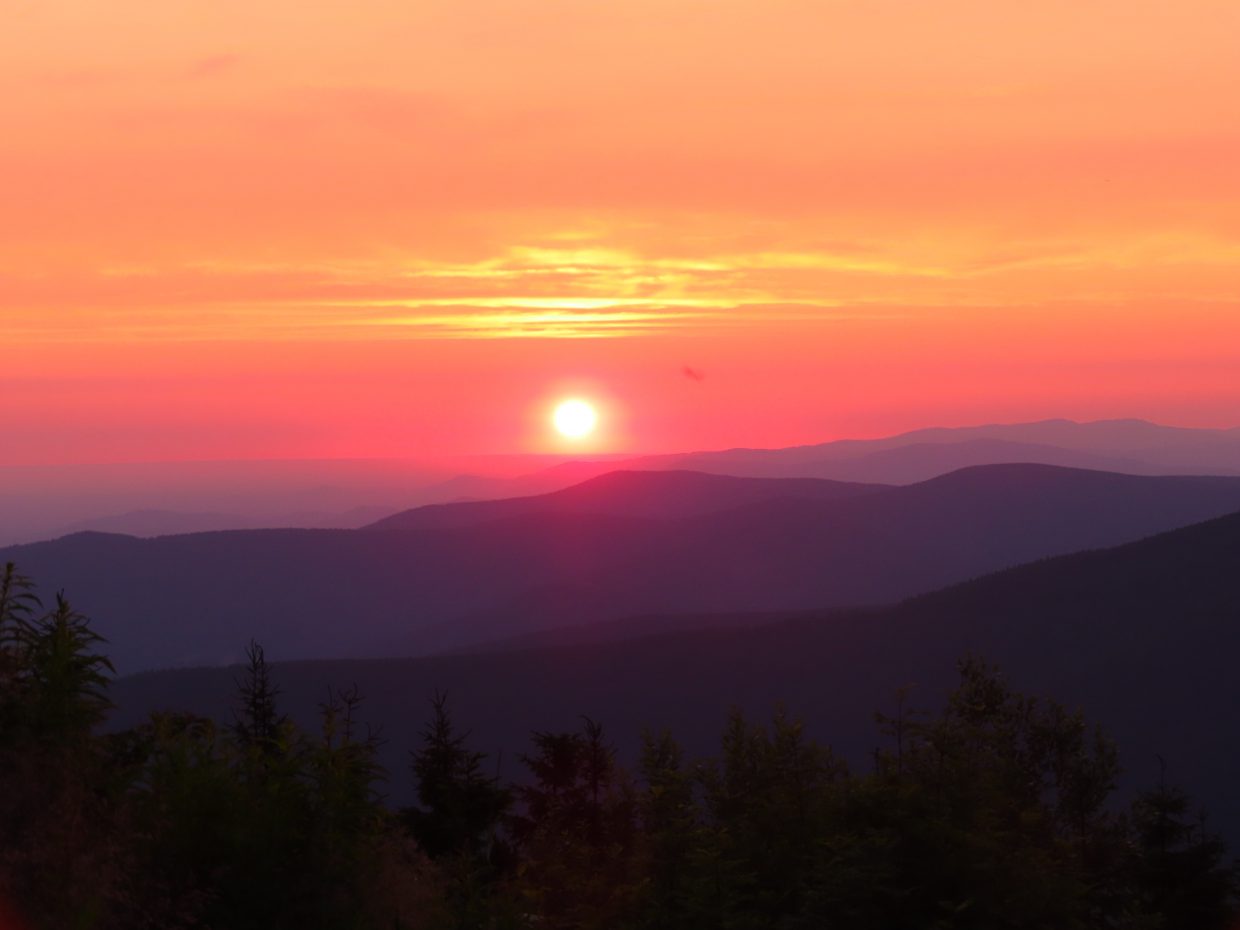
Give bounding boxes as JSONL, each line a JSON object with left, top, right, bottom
{"left": 403, "top": 691, "right": 514, "bottom": 929}
{"left": 1128, "top": 768, "right": 1238, "bottom": 930}
{"left": 0, "top": 561, "right": 39, "bottom": 643}
{"left": 313, "top": 684, "right": 386, "bottom": 842}
{"left": 511, "top": 718, "right": 642, "bottom": 930}
{"left": 17, "top": 592, "right": 115, "bottom": 742}
{"left": 405, "top": 691, "right": 510, "bottom": 860}
{"left": 695, "top": 707, "right": 845, "bottom": 929}
{"left": 636, "top": 729, "right": 700, "bottom": 925}
{"left": 858, "top": 657, "right": 1126, "bottom": 928}
{"left": 233, "top": 639, "right": 288, "bottom": 759}
{"left": 0, "top": 574, "right": 125, "bottom": 929}
{"left": 0, "top": 561, "right": 41, "bottom": 737}
{"left": 302, "top": 685, "right": 390, "bottom": 929}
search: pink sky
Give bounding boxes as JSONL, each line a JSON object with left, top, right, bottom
{"left": 3, "top": 0, "right": 1239, "bottom": 463}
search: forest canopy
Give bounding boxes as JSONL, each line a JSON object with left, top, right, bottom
{"left": 0, "top": 562, "right": 1234, "bottom": 929}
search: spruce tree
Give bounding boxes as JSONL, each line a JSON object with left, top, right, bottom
{"left": 1130, "top": 774, "right": 1238, "bottom": 930}
{"left": 232, "top": 639, "right": 288, "bottom": 761}
{"left": 512, "top": 718, "right": 641, "bottom": 930}
{"left": 18, "top": 592, "right": 115, "bottom": 742}
{"left": 405, "top": 690, "right": 510, "bottom": 860}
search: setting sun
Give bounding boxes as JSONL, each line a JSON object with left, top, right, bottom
{"left": 552, "top": 399, "right": 598, "bottom": 439}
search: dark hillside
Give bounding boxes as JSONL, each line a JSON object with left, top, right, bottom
{"left": 111, "top": 508, "right": 1240, "bottom": 839}
{"left": 364, "top": 469, "right": 887, "bottom": 532}
{"left": 10, "top": 465, "right": 1240, "bottom": 671}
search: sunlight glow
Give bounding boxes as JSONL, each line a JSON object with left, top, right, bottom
{"left": 553, "top": 399, "right": 599, "bottom": 439}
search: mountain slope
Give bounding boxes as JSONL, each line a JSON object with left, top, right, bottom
{"left": 7, "top": 419, "right": 1238, "bottom": 547}
{"left": 365, "top": 469, "right": 886, "bottom": 532}
{"left": 619, "top": 419, "right": 1240, "bottom": 481}
{"left": 110, "top": 507, "right": 1240, "bottom": 840}
{"left": 9, "top": 465, "right": 1240, "bottom": 672}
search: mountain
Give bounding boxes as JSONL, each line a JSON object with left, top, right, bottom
{"left": 0, "top": 457, "right": 450, "bottom": 546}
{"left": 365, "top": 469, "right": 885, "bottom": 532}
{"left": 371, "top": 418, "right": 1240, "bottom": 508}
{"left": 9, "top": 464, "right": 1240, "bottom": 673}
{"left": 46, "top": 505, "right": 400, "bottom": 539}
{"left": 733, "top": 437, "right": 1153, "bottom": 484}
{"left": 6, "top": 419, "right": 1238, "bottom": 547}
{"left": 109, "top": 506, "right": 1240, "bottom": 841}
{"left": 407, "top": 460, "right": 634, "bottom": 509}
{"left": 617, "top": 418, "right": 1240, "bottom": 482}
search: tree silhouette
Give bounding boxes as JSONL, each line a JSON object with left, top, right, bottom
{"left": 0, "top": 563, "right": 1237, "bottom": 929}
{"left": 18, "top": 592, "right": 115, "bottom": 741}
{"left": 233, "top": 639, "right": 288, "bottom": 760}
{"left": 404, "top": 691, "right": 513, "bottom": 929}
{"left": 636, "top": 728, "right": 699, "bottom": 924}
{"left": 1129, "top": 767, "right": 1238, "bottom": 930}
{"left": 0, "top": 561, "right": 40, "bottom": 737}
{"left": 0, "top": 575, "right": 123, "bottom": 927}
{"left": 511, "top": 718, "right": 642, "bottom": 930}
{"left": 405, "top": 690, "right": 510, "bottom": 860}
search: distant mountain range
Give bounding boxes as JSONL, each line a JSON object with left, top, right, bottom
{"left": 110, "top": 506, "right": 1240, "bottom": 842}
{"left": 8, "top": 463, "right": 1240, "bottom": 673}
{"left": 365, "top": 469, "right": 886, "bottom": 532}
{"left": 338, "top": 417, "right": 1240, "bottom": 511}
{"left": 448, "top": 417, "right": 1240, "bottom": 495}
{"left": 45, "top": 505, "right": 399, "bottom": 539}
{"left": 5, "top": 418, "right": 1239, "bottom": 545}
{"left": 0, "top": 457, "right": 446, "bottom": 546}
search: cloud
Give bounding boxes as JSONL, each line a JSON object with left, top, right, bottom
{"left": 682, "top": 366, "right": 706, "bottom": 382}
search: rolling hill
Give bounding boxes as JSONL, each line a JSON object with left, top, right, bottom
{"left": 364, "top": 469, "right": 886, "bottom": 532}
{"left": 619, "top": 418, "right": 1240, "bottom": 482}
{"left": 110, "top": 505, "right": 1240, "bottom": 841}
{"left": 8, "top": 464, "right": 1240, "bottom": 673}
{"left": 6, "top": 419, "right": 1239, "bottom": 548}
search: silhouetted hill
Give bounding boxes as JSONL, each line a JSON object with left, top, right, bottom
{"left": 0, "top": 457, "right": 450, "bottom": 547}
{"left": 769, "top": 438, "right": 1150, "bottom": 483}
{"left": 349, "top": 419, "right": 1240, "bottom": 524}
{"left": 109, "top": 507, "right": 1240, "bottom": 842}
{"left": 6, "top": 419, "right": 1239, "bottom": 547}
{"left": 10, "top": 465, "right": 1240, "bottom": 672}
{"left": 47, "top": 504, "right": 399, "bottom": 539}
{"left": 622, "top": 418, "right": 1240, "bottom": 481}
{"left": 408, "top": 459, "right": 628, "bottom": 509}
{"left": 365, "top": 469, "right": 886, "bottom": 532}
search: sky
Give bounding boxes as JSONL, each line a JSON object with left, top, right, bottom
{"left": 3, "top": 0, "right": 1239, "bottom": 464}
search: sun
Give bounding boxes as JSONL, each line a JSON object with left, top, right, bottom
{"left": 553, "top": 398, "right": 598, "bottom": 439}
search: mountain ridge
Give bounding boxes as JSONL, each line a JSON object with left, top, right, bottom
{"left": 108, "top": 505, "right": 1240, "bottom": 841}
{"left": 9, "top": 463, "right": 1240, "bottom": 673}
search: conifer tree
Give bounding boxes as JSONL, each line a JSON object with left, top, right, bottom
{"left": 405, "top": 691, "right": 510, "bottom": 861}
{"left": 233, "top": 639, "right": 288, "bottom": 757}
{"left": 637, "top": 729, "right": 700, "bottom": 923}
{"left": 18, "top": 592, "right": 115, "bottom": 741}
{"left": 302, "top": 685, "right": 389, "bottom": 928}
{"left": 697, "top": 707, "right": 844, "bottom": 927}
{"left": 0, "top": 561, "right": 39, "bottom": 637}
{"left": 0, "top": 572, "right": 124, "bottom": 929}
{"left": 512, "top": 718, "right": 641, "bottom": 930}
{"left": 0, "top": 561, "right": 40, "bottom": 737}
{"left": 861, "top": 657, "right": 1125, "bottom": 927}
{"left": 1129, "top": 773, "right": 1238, "bottom": 930}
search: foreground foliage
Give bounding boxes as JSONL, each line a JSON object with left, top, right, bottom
{"left": 0, "top": 563, "right": 1234, "bottom": 929}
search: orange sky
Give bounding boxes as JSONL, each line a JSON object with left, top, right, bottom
{"left": 3, "top": 0, "right": 1239, "bottom": 464}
